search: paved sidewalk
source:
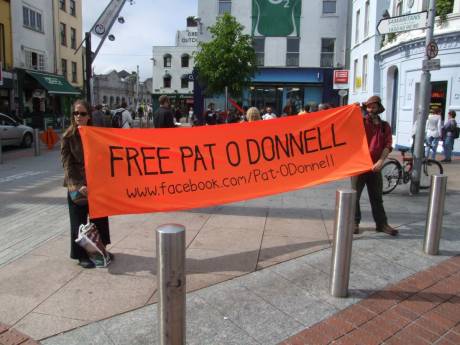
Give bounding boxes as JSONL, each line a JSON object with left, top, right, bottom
{"left": 0, "top": 150, "right": 459, "bottom": 344}
{"left": 281, "top": 256, "right": 460, "bottom": 345}
{"left": 40, "top": 213, "right": 460, "bottom": 345}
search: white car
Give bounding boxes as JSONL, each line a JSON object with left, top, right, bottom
{"left": 0, "top": 113, "right": 34, "bottom": 148}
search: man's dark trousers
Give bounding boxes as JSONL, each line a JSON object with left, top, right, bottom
{"left": 351, "top": 171, "right": 388, "bottom": 228}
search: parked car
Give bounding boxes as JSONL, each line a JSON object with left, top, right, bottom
{"left": 0, "top": 113, "right": 34, "bottom": 148}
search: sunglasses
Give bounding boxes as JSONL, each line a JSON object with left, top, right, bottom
{"left": 73, "top": 111, "right": 89, "bottom": 117}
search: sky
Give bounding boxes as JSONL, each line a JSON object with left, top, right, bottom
{"left": 82, "top": 0, "right": 198, "bottom": 80}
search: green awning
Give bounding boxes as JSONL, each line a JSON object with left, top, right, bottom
{"left": 26, "top": 70, "right": 80, "bottom": 95}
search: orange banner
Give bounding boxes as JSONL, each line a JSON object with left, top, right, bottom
{"left": 80, "top": 105, "right": 372, "bottom": 218}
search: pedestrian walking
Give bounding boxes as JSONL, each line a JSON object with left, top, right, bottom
{"left": 425, "top": 106, "right": 442, "bottom": 160}
{"left": 154, "top": 95, "right": 175, "bottom": 128}
{"left": 352, "top": 95, "right": 398, "bottom": 236}
{"left": 441, "top": 110, "right": 458, "bottom": 163}
{"left": 112, "top": 101, "right": 133, "bottom": 128}
{"left": 61, "top": 99, "right": 112, "bottom": 269}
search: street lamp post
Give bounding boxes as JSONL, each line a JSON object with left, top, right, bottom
{"left": 410, "top": 0, "right": 436, "bottom": 195}
{"left": 85, "top": 32, "right": 92, "bottom": 105}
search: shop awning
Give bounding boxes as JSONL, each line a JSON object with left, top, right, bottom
{"left": 25, "top": 70, "right": 80, "bottom": 95}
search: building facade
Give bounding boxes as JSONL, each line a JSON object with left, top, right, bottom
{"left": 348, "top": 0, "right": 391, "bottom": 106}
{"left": 9, "top": 0, "right": 80, "bottom": 127}
{"left": 93, "top": 70, "right": 151, "bottom": 110}
{"left": 377, "top": 0, "right": 460, "bottom": 153}
{"left": 196, "top": 0, "right": 349, "bottom": 114}
{"left": 53, "top": 0, "right": 84, "bottom": 90}
{"left": 0, "top": 0, "right": 14, "bottom": 114}
{"left": 152, "top": 17, "right": 197, "bottom": 112}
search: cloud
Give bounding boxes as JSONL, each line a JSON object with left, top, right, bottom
{"left": 83, "top": 0, "right": 197, "bottom": 80}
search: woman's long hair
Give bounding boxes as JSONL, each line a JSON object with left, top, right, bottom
{"left": 63, "top": 99, "right": 92, "bottom": 138}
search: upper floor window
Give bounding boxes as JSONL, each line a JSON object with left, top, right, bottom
{"left": 59, "top": 0, "right": 66, "bottom": 11}
{"left": 25, "top": 49, "right": 45, "bottom": 71}
{"left": 70, "top": 0, "right": 76, "bottom": 16}
{"left": 219, "top": 0, "right": 232, "bottom": 15}
{"left": 163, "top": 54, "right": 172, "bottom": 68}
{"left": 181, "top": 54, "right": 190, "bottom": 68}
{"left": 70, "top": 27, "right": 77, "bottom": 49}
{"left": 181, "top": 76, "right": 189, "bottom": 89}
{"left": 362, "top": 55, "right": 368, "bottom": 91}
{"left": 355, "top": 10, "right": 360, "bottom": 44}
{"left": 71, "top": 62, "right": 77, "bottom": 83}
{"left": 253, "top": 37, "right": 265, "bottom": 66}
{"left": 60, "top": 23, "right": 67, "bottom": 46}
{"left": 163, "top": 74, "right": 171, "bottom": 88}
{"left": 286, "top": 37, "right": 300, "bottom": 67}
{"left": 320, "top": 38, "right": 335, "bottom": 68}
{"left": 364, "top": 1, "right": 370, "bottom": 37}
{"left": 23, "top": 6, "right": 43, "bottom": 33}
{"left": 61, "top": 58, "right": 67, "bottom": 79}
{"left": 322, "top": 0, "right": 336, "bottom": 14}
{"left": 353, "top": 58, "right": 359, "bottom": 91}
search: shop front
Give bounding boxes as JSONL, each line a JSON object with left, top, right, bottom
{"left": 16, "top": 69, "right": 80, "bottom": 129}
{"left": 245, "top": 68, "right": 336, "bottom": 115}
{"left": 151, "top": 93, "right": 194, "bottom": 115}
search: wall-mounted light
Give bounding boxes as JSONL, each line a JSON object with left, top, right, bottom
{"left": 118, "top": 16, "right": 125, "bottom": 24}
{"left": 108, "top": 34, "right": 115, "bottom": 41}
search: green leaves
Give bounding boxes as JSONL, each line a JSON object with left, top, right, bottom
{"left": 194, "top": 13, "right": 257, "bottom": 96}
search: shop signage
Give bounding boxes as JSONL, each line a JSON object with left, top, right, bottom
{"left": 177, "top": 30, "right": 198, "bottom": 47}
{"left": 333, "top": 70, "right": 349, "bottom": 90}
{"left": 377, "top": 11, "right": 427, "bottom": 35}
{"left": 252, "top": 0, "right": 302, "bottom": 36}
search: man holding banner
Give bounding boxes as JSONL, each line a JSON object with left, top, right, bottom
{"left": 352, "top": 96, "right": 398, "bottom": 236}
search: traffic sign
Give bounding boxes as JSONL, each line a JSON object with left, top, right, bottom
{"left": 422, "top": 59, "right": 440, "bottom": 71}
{"left": 377, "top": 11, "right": 427, "bottom": 35}
{"left": 426, "top": 41, "right": 438, "bottom": 59}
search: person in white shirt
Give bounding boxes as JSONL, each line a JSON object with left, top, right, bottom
{"left": 262, "top": 107, "right": 277, "bottom": 120}
{"left": 425, "top": 106, "right": 442, "bottom": 160}
{"left": 112, "top": 102, "right": 133, "bottom": 129}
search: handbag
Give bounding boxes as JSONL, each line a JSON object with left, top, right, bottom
{"left": 69, "top": 190, "right": 88, "bottom": 206}
{"left": 75, "top": 220, "right": 111, "bottom": 267}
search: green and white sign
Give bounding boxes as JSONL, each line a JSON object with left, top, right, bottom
{"left": 252, "top": 0, "right": 302, "bottom": 37}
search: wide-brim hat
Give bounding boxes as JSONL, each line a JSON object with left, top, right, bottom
{"left": 363, "top": 95, "right": 385, "bottom": 114}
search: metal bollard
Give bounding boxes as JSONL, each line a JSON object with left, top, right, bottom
{"left": 33, "top": 128, "right": 40, "bottom": 156}
{"left": 156, "top": 224, "right": 186, "bottom": 345}
{"left": 330, "top": 189, "right": 357, "bottom": 297}
{"left": 424, "top": 175, "right": 448, "bottom": 255}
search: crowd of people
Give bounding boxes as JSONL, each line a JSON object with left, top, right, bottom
{"left": 201, "top": 102, "right": 334, "bottom": 126}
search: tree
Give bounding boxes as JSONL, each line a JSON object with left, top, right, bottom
{"left": 194, "top": 13, "right": 257, "bottom": 96}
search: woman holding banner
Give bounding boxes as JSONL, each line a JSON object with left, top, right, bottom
{"left": 61, "top": 100, "right": 112, "bottom": 269}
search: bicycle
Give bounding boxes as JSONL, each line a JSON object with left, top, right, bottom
{"left": 381, "top": 148, "right": 443, "bottom": 194}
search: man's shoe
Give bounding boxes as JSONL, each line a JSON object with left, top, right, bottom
{"left": 377, "top": 224, "right": 398, "bottom": 236}
{"left": 441, "top": 159, "right": 452, "bottom": 163}
{"left": 354, "top": 224, "right": 360, "bottom": 234}
{"left": 108, "top": 252, "right": 114, "bottom": 261}
{"left": 78, "top": 259, "right": 95, "bottom": 269}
